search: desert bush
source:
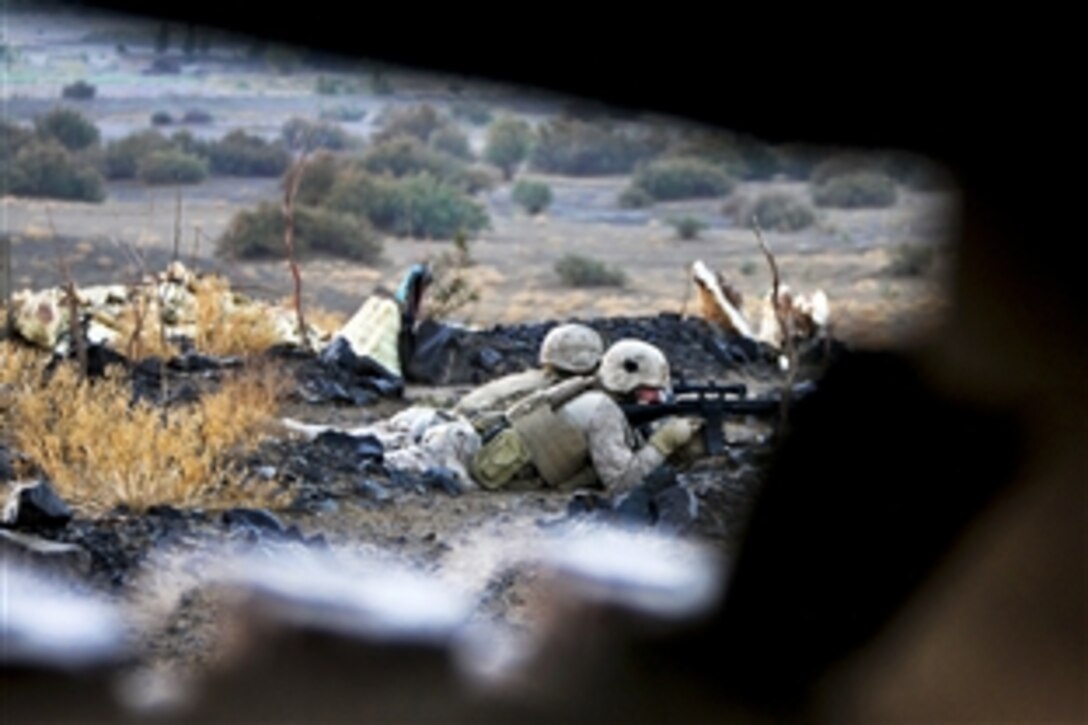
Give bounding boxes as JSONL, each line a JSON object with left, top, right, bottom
{"left": 886, "top": 243, "right": 937, "bottom": 277}
{"left": 370, "top": 68, "right": 394, "bottom": 95}
{"left": 34, "top": 107, "right": 100, "bottom": 151}
{"left": 0, "top": 118, "right": 33, "bottom": 162}
{"left": 138, "top": 148, "right": 208, "bottom": 185}
{"left": 168, "top": 129, "right": 209, "bottom": 157}
{"left": 430, "top": 125, "right": 474, "bottom": 161}
{"left": 281, "top": 117, "right": 352, "bottom": 152}
{"left": 61, "top": 80, "right": 96, "bottom": 100}
{"left": 150, "top": 110, "right": 174, "bottom": 126}
{"left": 387, "top": 174, "right": 490, "bottom": 239}
{"left": 361, "top": 136, "right": 491, "bottom": 193}
{"left": 810, "top": 153, "right": 887, "bottom": 185}
{"left": 530, "top": 117, "right": 666, "bottom": 176}
{"left": 316, "top": 75, "right": 352, "bottom": 95}
{"left": 217, "top": 202, "right": 382, "bottom": 262}
{"left": 484, "top": 115, "right": 532, "bottom": 180}
{"left": 207, "top": 130, "right": 290, "bottom": 176}
{"left": 511, "top": 179, "right": 553, "bottom": 215}
{"left": 748, "top": 192, "right": 816, "bottom": 232}
{"left": 6, "top": 355, "right": 285, "bottom": 514}
{"left": 450, "top": 100, "right": 492, "bottom": 126}
{"left": 811, "top": 171, "right": 898, "bottom": 208}
{"left": 667, "top": 215, "right": 708, "bottom": 240}
{"left": 665, "top": 129, "right": 778, "bottom": 179}
{"left": 7, "top": 140, "right": 106, "bottom": 201}
{"left": 324, "top": 168, "right": 405, "bottom": 229}
{"left": 427, "top": 231, "right": 480, "bottom": 320}
{"left": 319, "top": 106, "right": 366, "bottom": 122}
{"left": 373, "top": 104, "right": 448, "bottom": 144}
{"left": 103, "top": 130, "right": 172, "bottom": 179}
{"left": 554, "top": 254, "right": 626, "bottom": 288}
{"left": 181, "top": 108, "right": 214, "bottom": 124}
{"left": 617, "top": 185, "right": 654, "bottom": 209}
{"left": 631, "top": 157, "right": 734, "bottom": 200}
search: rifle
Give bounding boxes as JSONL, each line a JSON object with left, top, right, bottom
{"left": 622, "top": 380, "right": 815, "bottom": 456}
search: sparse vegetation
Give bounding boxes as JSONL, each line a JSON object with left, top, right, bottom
{"left": 555, "top": 254, "right": 626, "bottom": 288}
{"left": 206, "top": 130, "right": 290, "bottom": 177}
{"left": 318, "top": 106, "right": 366, "bottom": 122}
{"left": 373, "top": 104, "right": 450, "bottom": 145}
{"left": 747, "top": 193, "right": 817, "bottom": 232}
{"left": 426, "top": 231, "right": 480, "bottom": 320}
{"left": 181, "top": 108, "right": 214, "bottom": 125}
{"left": 281, "top": 117, "right": 352, "bottom": 152}
{"left": 150, "top": 110, "right": 174, "bottom": 126}
{"left": 530, "top": 117, "right": 667, "bottom": 176}
{"left": 61, "top": 80, "right": 97, "bottom": 100}
{"left": 103, "top": 130, "right": 172, "bottom": 179}
{"left": 361, "top": 136, "right": 493, "bottom": 194}
{"left": 34, "top": 108, "right": 100, "bottom": 151}
{"left": 484, "top": 115, "right": 532, "bottom": 180}
{"left": 138, "top": 149, "right": 208, "bottom": 185}
{"left": 429, "top": 125, "right": 474, "bottom": 161}
{"left": 886, "top": 243, "right": 938, "bottom": 277}
{"left": 617, "top": 186, "right": 654, "bottom": 209}
{"left": 450, "top": 100, "right": 492, "bottom": 126}
{"left": 2, "top": 347, "right": 286, "bottom": 514}
{"left": 511, "top": 179, "right": 553, "bottom": 215}
{"left": 811, "top": 171, "right": 898, "bottom": 208}
{"left": 216, "top": 202, "right": 382, "bottom": 261}
{"left": 630, "top": 158, "right": 735, "bottom": 201}
{"left": 6, "top": 140, "right": 106, "bottom": 201}
{"left": 667, "top": 215, "right": 708, "bottom": 240}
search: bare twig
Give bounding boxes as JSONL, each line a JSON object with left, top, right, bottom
{"left": 172, "top": 187, "right": 183, "bottom": 262}
{"left": 282, "top": 150, "right": 311, "bottom": 349}
{"left": 46, "top": 207, "right": 88, "bottom": 379}
{"left": 752, "top": 216, "right": 797, "bottom": 423}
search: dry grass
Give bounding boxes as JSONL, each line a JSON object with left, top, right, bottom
{"left": 192, "top": 276, "right": 283, "bottom": 357}
{"left": 1, "top": 341, "right": 288, "bottom": 515}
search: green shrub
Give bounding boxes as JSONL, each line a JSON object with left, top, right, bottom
{"left": 61, "top": 80, "right": 96, "bottom": 100}
{"left": 150, "top": 110, "right": 174, "bottom": 126}
{"left": 315, "top": 75, "right": 351, "bottom": 95}
{"left": 810, "top": 150, "right": 953, "bottom": 191}
{"left": 631, "top": 157, "right": 734, "bottom": 200}
{"left": 169, "top": 129, "right": 209, "bottom": 157}
{"left": 1, "top": 119, "right": 33, "bottom": 163}
{"left": 450, "top": 101, "right": 492, "bottom": 126}
{"left": 512, "top": 180, "right": 553, "bottom": 215}
{"left": 484, "top": 115, "right": 532, "bottom": 180}
{"left": 388, "top": 174, "right": 489, "bottom": 239}
{"left": 373, "top": 104, "right": 448, "bottom": 144}
{"left": 281, "top": 117, "right": 352, "bottom": 152}
{"left": 103, "top": 130, "right": 172, "bottom": 179}
{"left": 886, "top": 243, "right": 937, "bottom": 277}
{"left": 811, "top": 171, "right": 898, "bottom": 208}
{"left": 295, "top": 152, "right": 344, "bottom": 206}
{"left": 138, "top": 149, "right": 208, "bottom": 185}
{"left": 554, "top": 254, "right": 626, "bottom": 288}
{"left": 618, "top": 186, "right": 654, "bottom": 209}
{"left": 34, "top": 108, "right": 100, "bottom": 151}
{"left": 530, "top": 117, "right": 666, "bottom": 176}
{"left": 318, "top": 106, "right": 366, "bottom": 122}
{"left": 664, "top": 129, "right": 778, "bottom": 179}
{"left": 217, "top": 202, "right": 382, "bottom": 262}
{"left": 361, "top": 136, "right": 489, "bottom": 192}
{"left": 747, "top": 192, "right": 816, "bottom": 232}
{"left": 810, "top": 153, "right": 885, "bottom": 185}
{"left": 370, "top": 69, "right": 394, "bottom": 95}
{"left": 207, "top": 130, "right": 290, "bottom": 176}
{"left": 181, "top": 109, "right": 214, "bottom": 125}
{"left": 429, "top": 126, "right": 474, "bottom": 161}
{"left": 667, "top": 215, "right": 708, "bottom": 240}
{"left": 7, "top": 140, "right": 106, "bottom": 201}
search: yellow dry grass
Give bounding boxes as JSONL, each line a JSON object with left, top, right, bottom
{"left": 1, "top": 341, "right": 288, "bottom": 515}
{"left": 192, "top": 276, "right": 282, "bottom": 357}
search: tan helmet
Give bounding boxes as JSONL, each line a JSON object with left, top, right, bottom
{"left": 539, "top": 323, "right": 604, "bottom": 374}
{"left": 597, "top": 339, "right": 670, "bottom": 394}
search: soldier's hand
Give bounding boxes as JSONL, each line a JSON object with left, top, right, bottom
{"left": 649, "top": 417, "right": 703, "bottom": 457}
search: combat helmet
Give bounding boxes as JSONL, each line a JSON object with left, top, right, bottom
{"left": 597, "top": 339, "right": 670, "bottom": 395}
{"left": 539, "top": 323, "right": 604, "bottom": 374}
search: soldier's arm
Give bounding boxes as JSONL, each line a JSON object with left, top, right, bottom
{"left": 584, "top": 395, "right": 666, "bottom": 494}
